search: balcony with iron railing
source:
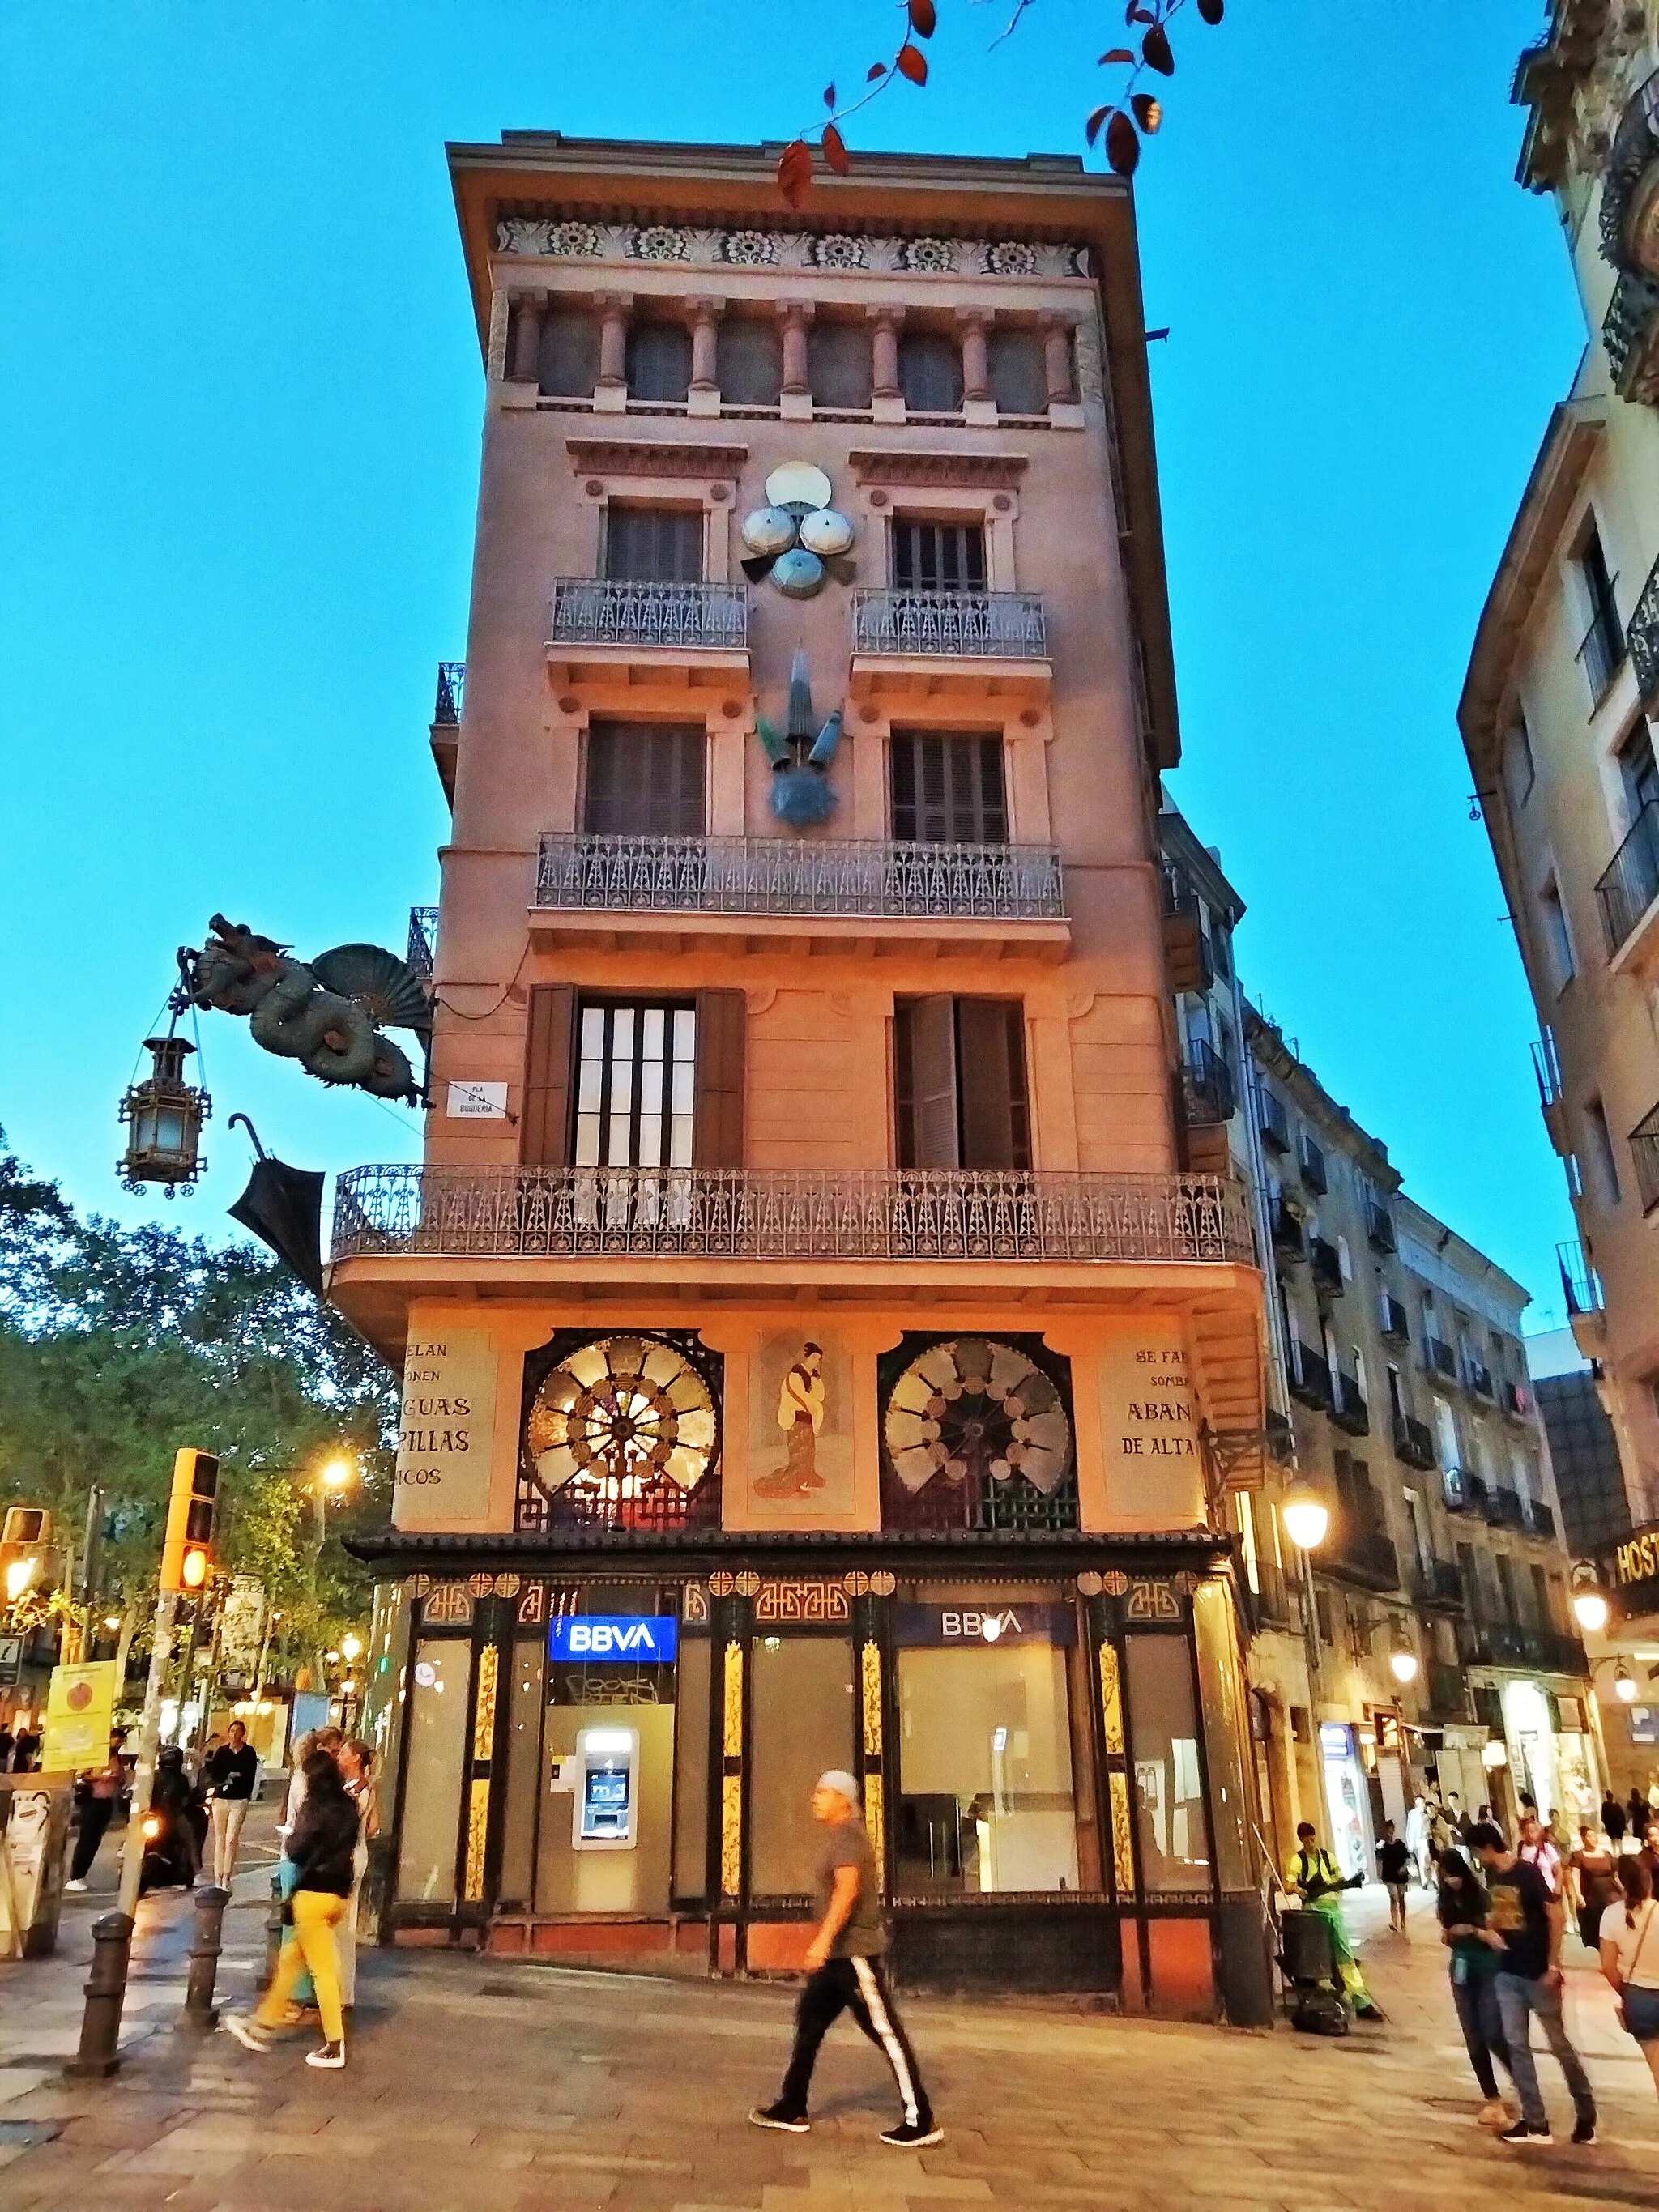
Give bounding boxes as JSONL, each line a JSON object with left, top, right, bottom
{"left": 1182, "top": 1038, "right": 1235, "bottom": 1127}
{"left": 1364, "top": 1197, "right": 1396, "bottom": 1253}
{"left": 1520, "top": 1495, "right": 1558, "bottom": 1541}
{"left": 1595, "top": 797, "right": 1659, "bottom": 961}
{"left": 1465, "top": 1358, "right": 1495, "bottom": 1402}
{"left": 1380, "top": 1294, "right": 1410, "bottom": 1344}
{"left": 1559, "top": 1238, "right": 1606, "bottom": 1359}
{"left": 1501, "top": 1378, "right": 1533, "bottom": 1420}
{"left": 1270, "top": 1198, "right": 1305, "bottom": 1260}
{"left": 1160, "top": 860, "right": 1213, "bottom": 995}
{"left": 1576, "top": 576, "right": 1627, "bottom": 709}
{"left": 529, "top": 833, "right": 1070, "bottom": 957}
{"left": 1427, "top": 1660, "right": 1469, "bottom": 1717}
{"left": 1256, "top": 1087, "right": 1291, "bottom": 1154}
{"left": 1482, "top": 1483, "right": 1524, "bottom": 1531}
{"left": 1309, "top": 1236, "right": 1344, "bottom": 1298}
{"left": 1605, "top": 270, "right": 1659, "bottom": 407}
{"left": 1392, "top": 1413, "right": 1435, "bottom": 1472}
{"left": 546, "top": 578, "right": 749, "bottom": 679}
{"left": 407, "top": 906, "right": 438, "bottom": 979}
{"left": 1633, "top": 1102, "right": 1659, "bottom": 1213}
{"left": 848, "top": 590, "right": 1050, "bottom": 709}
{"left": 429, "top": 660, "right": 463, "bottom": 808}
{"left": 1298, "top": 1136, "right": 1328, "bottom": 1196}
{"left": 1411, "top": 1558, "right": 1465, "bottom": 1609}
{"left": 330, "top": 1164, "right": 1257, "bottom": 1272}
{"left": 1443, "top": 1465, "right": 1471, "bottom": 1511}
{"left": 1288, "top": 1341, "right": 1332, "bottom": 1411}
{"left": 1327, "top": 1515, "right": 1400, "bottom": 1593}
{"left": 1330, "top": 1370, "right": 1369, "bottom": 1438}
{"left": 1466, "top": 1620, "right": 1589, "bottom": 1677}
{"left": 1426, "top": 1334, "right": 1458, "bottom": 1383}
{"left": 1631, "top": 550, "right": 1659, "bottom": 706}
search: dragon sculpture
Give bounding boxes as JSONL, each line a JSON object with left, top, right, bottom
{"left": 185, "top": 914, "right": 429, "bottom": 1104}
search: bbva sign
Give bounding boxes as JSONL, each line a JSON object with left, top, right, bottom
{"left": 548, "top": 1614, "right": 679, "bottom": 1663}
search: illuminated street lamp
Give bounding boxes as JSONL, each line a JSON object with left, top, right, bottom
{"left": 1570, "top": 1563, "right": 1610, "bottom": 1636}
{"left": 341, "top": 1631, "right": 363, "bottom": 1664}
{"left": 1281, "top": 1477, "right": 1329, "bottom": 1553}
{"left": 1616, "top": 1660, "right": 1639, "bottom": 1703}
{"left": 1388, "top": 1628, "right": 1419, "bottom": 1686}
{"left": 1481, "top": 1737, "right": 1509, "bottom": 1771}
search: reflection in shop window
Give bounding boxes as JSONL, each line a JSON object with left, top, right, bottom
{"left": 894, "top": 1641, "right": 1078, "bottom": 1894}
{"left": 397, "top": 1639, "right": 471, "bottom": 1904}
{"left": 1124, "top": 1636, "right": 1211, "bottom": 1893}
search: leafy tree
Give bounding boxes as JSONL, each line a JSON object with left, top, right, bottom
{"left": 0, "top": 1130, "right": 394, "bottom": 1698}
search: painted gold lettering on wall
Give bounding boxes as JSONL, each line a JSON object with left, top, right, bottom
{"left": 1097, "top": 1322, "right": 1205, "bottom": 1525}
{"left": 1616, "top": 1528, "right": 1659, "bottom": 1588}
{"left": 394, "top": 1331, "right": 497, "bottom": 1527}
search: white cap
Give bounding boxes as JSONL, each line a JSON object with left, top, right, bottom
{"left": 817, "top": 1769, "right": 860, "bottom": 1805}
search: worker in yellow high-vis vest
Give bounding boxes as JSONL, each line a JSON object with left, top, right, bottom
{"left": 1287, "top": 1820, "right": 1382, "bottom": 2018}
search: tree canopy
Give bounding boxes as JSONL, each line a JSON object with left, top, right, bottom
{"left": 0, "top": 1131, "right": 394, "bottom": 1677}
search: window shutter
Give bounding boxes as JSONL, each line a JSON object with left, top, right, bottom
{"left": 956, "top": 999, "right": 1026, "bottom": 1170}
{"left": 986, "top": 328, "right": 1047, "bottom": 416}
{"left": 908, "top": 995, "right": 961, "bottom": 1169}
{"left": 692, "top": 990, "right": 745, "bottom": 1167}
{"left": 717, "top": 317, "right": 783, "bottom": 406}
{"left": 520, "top": 985, "right": 575, "bottom": 1166}
{"left": 539, "top": 309, "right": 599, "bottom": 398}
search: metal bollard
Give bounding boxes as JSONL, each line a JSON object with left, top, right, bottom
{"left": 177, "top": 1885, "right": 230, "bottom": 2032}
{"left": 63, "top": 1912, "right": 134, "bottom": 2079}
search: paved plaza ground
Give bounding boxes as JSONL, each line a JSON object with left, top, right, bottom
{"left": 0, "top": 1807, "right": 1654, "bottom": 2212}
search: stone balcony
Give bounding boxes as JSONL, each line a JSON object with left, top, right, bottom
{"left": 545, "top": 578, "right": 749, "bottom": 690}
{"left": 847, "top": 588, "right": 1051, "bottom": 708}
{"left": 527, "top": 831, "right": 1069, "bottom": 958}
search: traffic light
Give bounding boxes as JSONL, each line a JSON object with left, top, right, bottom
{"left": 160, "top": 1448, "right": 220, "bottom": 1593}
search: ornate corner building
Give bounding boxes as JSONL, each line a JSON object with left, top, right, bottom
{"left": 1463, "top": 6, "right": 1659, "bottom": 1795}
{"left": 333, "top": 134, "right": 1275, "bottom": 2021}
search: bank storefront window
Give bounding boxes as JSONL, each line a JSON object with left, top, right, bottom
{"left": 398, "top": 1639, "right": 472, "bottom": 1905}
{"left": 1125, "top": 1635, "right": 1211, "bottom": 1893}
{"left": 893, "top": 1593, "right": 1079, "bottom": 1895}
{"left": 750, "top": 1636, "right": 856, "bottom": 1895}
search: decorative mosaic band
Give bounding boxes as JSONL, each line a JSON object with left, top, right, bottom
{"left": 496, "top": 220, "right": 1092, "bottom": 282}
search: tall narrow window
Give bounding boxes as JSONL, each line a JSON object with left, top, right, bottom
{"left": 539, "top": 309, "right": 599, "bottom": 399}
{"left": 1538, "top": 877, "right": 1575, "bottom": 991}
{"left": 1503, "top": 713, "right": 1536, "bottom": 809}
{"left": 574, "top": 1001, "right": 697, "bottom": 1169}
{"left": 1619, "top": 719, "right": 1659, "bottom": 820}
{"left": 898, "top": 330, "right": 963, "bottom": 413}
{"left": 1586, "top": 1096, "right": 1623, "bottom": 1205}
{"left": 894, "top": 996, "right": 1030, "bottom": 1170}
{"left": 583, "top": 722, "right": 706, "bottom": 836}
{"left": 603, "top": 506, "right": 703, "bottom": 583}
{"left": 891, "top": 518, "right": 986, "bottom": 593}
{"left": 715, "top": 317, "right": 782, "bottom": 407}
{"left": 807, "top": 320, "right": 872, "bottom": 410}
{"left": 987, "top": 328, "right": 1047, "bottom": 416}
{"left": 1576, "top": 521, "right": 1624, "bottom": 705}
{"left": 889, "top": 731, "right": 1007, "bottom": 843}
{"left": 625, "top": 318, "right": 692, "bottom": 403}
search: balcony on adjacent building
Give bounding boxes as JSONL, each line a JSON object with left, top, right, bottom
{"left": 1558, "top": 1238, "right": 1606, "bottom": 1360}
{"left": 1393, "top": 1413, "right": 1435, "bottom": 1472}
{"left": 1605, "top": 270, "right": 1659, "bottom": 407}
{"left": 1466, "top": 1621, "right": 1589, "bottom": 1678}
{"left": 1426, "top": 1334, "right": 1459, "bottom": 1383}
{"left": 1482, "top": 1483, "right": 1524, "bottom": 1532}
{"left": 1181, "top": 1038, "right": 1235, "bottom": 1127}
{"left": 429, "top": 659, "right": 463, "bottom": 808}
{"left": 1530, "top": 1032, "right": 1568, "bottom": 1155}
{"left": 1411, "top": 1558, "right": 1465, "bottom": 1610}
{"left": 1270, "top": 1197, "right": 1305, "bottom": 1261}
{"left": 1633, "top": 1102, "right": 1659, "bottom": 1214}
{"left": 1521, "top": 1495, "right": 1558, "bottom": 1541}
{"left": 1502, "top": 1378, "right": 1532, "bottom": 1420}
{"left": 1443, "top": 1466, "right": 1471, "bottom": 1511}
{"left": 1330, "top": 1369, "right": 1369, "bottom": 1437}
{"left": 1288, "top": 1341, "right": 1332, "bottom": 1410}
{"left": 545, "top": 578, "right": 749, "bottom": 688}
{"left": 1380, "top": 1294, "right": 1410, "bottom": 1345}
{"left": 529, "top": 832, "right": 1071, "bottom": 958}
{"left": 1256, "top": 1086, "right": 1291, "bottom": 1154}
{"left": 407, "top": 906, "right": 438, "bottom": 979}
{"left": 1327, "top": 1518, "right": 1400, "bottom": 1593}
{"left": 1308, "top": 1236, "right": 1344, "bottom": 1298}
{"left": 848, "top": 588, "right": 1050, "bottom": 709}
{"left": 1465, "top": 1357, "right": 1496, "bottom": 1402}
{"left": 1427, "top": 1660, "right": 1469, "bottom": 1718}
{"left": 1595, "top": 798, "right": 1659, "bottom": 961}
{"left": 1365, "top": 1197, "right": 1396, "bottom": 1253}
{"left": 331, "top": 1164, "right": 1256, "bottom": 1272}
{"left": 1631, "top": 550, "right": 1659, "bottom": 707}
{"left": 1160, "top": 859, "right": 1213, "bottom": 995}
{"left": 1298, "top": 1135, "right": 1328, "bottom": 1196}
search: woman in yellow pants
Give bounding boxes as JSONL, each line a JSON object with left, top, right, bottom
{"left": 225, "top": 1748, "right": 360, "bottom": 2069}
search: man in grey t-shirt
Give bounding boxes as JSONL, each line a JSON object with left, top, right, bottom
{"left": 750, "top": 1770, "right": 940, "bottom": 2148}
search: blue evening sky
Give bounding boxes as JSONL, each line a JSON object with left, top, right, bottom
{"left": 0, "top": 2, "right": 1583, "bottom": 1321}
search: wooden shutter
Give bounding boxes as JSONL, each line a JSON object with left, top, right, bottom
{"left": 692, "top": 990, "right": 746, "bottom": 1168}
{"left": 957, "top": 999, "right": 1027, "bottom": 1170}
{"left": 586, "top": 722, "right": 706, "bottom": 834}
{"left": 908, "top": 995, "right": 961, "bottom": 1170}
{"left": 519, "top": 985, "right": 574, "bottom": 1166}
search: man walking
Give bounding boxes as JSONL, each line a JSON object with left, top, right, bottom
{"left": 750, "top": 1771, "right": 940, "bottom": 2148}
{"left": 203, "top": 1720, "right": 258, "bottom": 1889}
{"left": 65, "top": 1731, "right": 127, "bottom": 1892}
{"left": 1471, "top": 1820, "right": 1597, "bottom": 2146}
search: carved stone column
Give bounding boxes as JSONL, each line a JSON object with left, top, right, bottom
{"left": 869, "top": 306, "right": 905, "bottom": 423}
{"left": 689, "top": 296, "right": 725, "bottom": 418}
{"left": 509, "top": 293, "right": 545, "bottom": 382}
{"left": 957, "top": 309, "right": 991, "bottom": 403}
{"left": 778, "top": 301, "right": 814, "bottom": 420}
{"left": 594, "top": 294, "right": 633, "bottom": 413}
{"left": 1041, "top": 316, "right": 1077, "bottom": 407}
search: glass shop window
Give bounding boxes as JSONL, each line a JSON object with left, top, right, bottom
{"left": 1124, "top": 1635, "right": 1212, "bottom": 1894}
{"left": 893, "top": 1639, "right": 1079, "bottom": 1894}
{"left": 626, "top": 318, "right": 693, "bottom": 403}
{"left": 603, "top": 505, "right": 705, "bottom": 583}
{"left": 808, "top": 319, "right": 873, "bottom": 409}
{"left": 584, "top": 721, "right": 706, "bottom": 836}
{"left": 748, "top": 1637, "right": 856, "bottom": 1895}
{"left": 717, "top": 316, "right": 783, "bottom": 407}
{"left": 574, "top": 1000, "right": 697, "bottom": 1170}
{"left": 395, "top": 1639, "right": 472, "bottom": 1905}
{"left": 987, "top": 328, "right": 1047, "bottom": 416}
{"left": 499, "top": 1635, "right": 547, "bottom": 1909}
{"left": 539, "top": 308, "right": 599, "bottom": 399}
{"left": 898, "top": 330, "right": 963, "bottom": 414}
{"left": 672, "top": 1633, "right": 712, "bottom": 1902}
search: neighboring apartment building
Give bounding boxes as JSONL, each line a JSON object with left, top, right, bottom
{"left": 326, "top": 134, "right": 1279, "bottom": 2022}
{"left": 1158, "top": 799, "right": 1599, "bottom": 1861}
{"left": 1461, "top": 7, "right": 1659, "bottom": 1748}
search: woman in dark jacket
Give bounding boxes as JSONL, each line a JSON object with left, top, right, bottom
{"left": 1437, "top": 1846, "right": 1514, "bottom": 2127}
{"left": 226, "top": 1749, "right": 359, "bottom": 2069}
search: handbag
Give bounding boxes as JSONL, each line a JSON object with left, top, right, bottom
{"left": 1615, "top": 1899, "right": 1656, "bottom": 2035}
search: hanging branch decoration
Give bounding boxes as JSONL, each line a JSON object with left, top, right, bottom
{"left": 775, "top": 0, "right": 1222, "bottom": 201}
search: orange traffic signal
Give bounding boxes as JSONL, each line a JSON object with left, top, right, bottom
{"left": 160, "top": 1448, "right": 220, "bottom": 1594}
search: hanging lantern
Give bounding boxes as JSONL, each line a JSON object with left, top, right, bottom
{"left": 119, "top": 1034, "right": 210, "bottom": 1196}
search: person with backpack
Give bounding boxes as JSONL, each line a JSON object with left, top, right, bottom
{"left": 1436, "top": 1846, "right": 1513, "bottom": 2128}
{"left": 1286, "top": 1821, "right": 1380, "bottom": 2018}
{"left": 1600, "top": 1854, "right": 1659, "bottom": 2099}
{"left": 224, "top": 1748, "right": 359, "bottom": 2070}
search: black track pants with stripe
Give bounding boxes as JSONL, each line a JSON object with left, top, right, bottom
{"left": 775, "top": 1954, "right": 933, "bottom": 2127}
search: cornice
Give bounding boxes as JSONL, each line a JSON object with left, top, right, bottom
{"left": 565, "top": 436, "right": 748, "bottom": 479}
{"left": 848, "top": 447, "right": 1029, "bottom": 489}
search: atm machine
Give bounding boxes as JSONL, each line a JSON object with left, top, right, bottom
{"left": 569, "top": 1727, "right": 640, "bottom": 1851}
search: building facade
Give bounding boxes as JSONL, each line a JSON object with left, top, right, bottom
{"left": 1461, "top": 7, "right": 1659, "bottom": 1782}
{"left": 331, "top": 135, "right": 1279, "bottom": 2021}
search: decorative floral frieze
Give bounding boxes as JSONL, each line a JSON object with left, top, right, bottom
{"left": 494, "top": 217, "right": 1091, "bottom": 280}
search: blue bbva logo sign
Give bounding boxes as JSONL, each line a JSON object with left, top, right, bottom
{"left": 548, "top": 1614, "right": 678, "bottom": 1663}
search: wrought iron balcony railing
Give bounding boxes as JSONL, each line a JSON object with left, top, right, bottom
{"left": 1288, "top": 1341, "right": 1331, "bottom": 1410}
{"left": 1365, "top": 1198, "right": 1396, "bottom": 1253}
{"left": 548, "top": 578, "right": 748, "bottom": 652}
{"left": 407, "top": 906, "right": 438, "bottom": 978}
{"left": 1181, "top": 1038, "right": 1235, "bottom": 1127}
{"left": 1426, "top": 1335, "right": 1458, "bottom": 1381}
{"left": 1256, "top": 1087, "right": 1290, "bottom": 1154}
{"left": 1601, "top": 70, "right": 1659, "bottom": 273}
{"left": 1632, "top": 1101, "right": 1659, "bottom": 1213}
{"left": 1298, "top": 1135, "right": 1328, "bottom": 1195}
{"left": 1482, "top": 1484, "right": 1524, "bottom": 1531}
{"left": 1631, "top": 551, "right": 1659, "bottom": 705}
{"left": 1412, "top": 1558, "right": 1464, "bottom": 1609}
{"left": 433, "top": 661, "right": 465, "bottom": 726}
{"left": 1596, "top": 797, "right": 1659, "bottom": 953}
{"left": 1520, "top": 1496, "right": 1558, "bottom": 1541}
{"left": 1328, "top": 1521, "right": 1400, "bottom": 1592}
{"left": 534, "top": 833, "right": 1064, "bottom": 923}
{"left": 1502, "top": 1379, "right": 1531, "bottom": 1418}
{"left": 1331, "top": 1370, "right": 1369, "bottom": 1437}
{"left": 1380, "top": 1294, "right": 1410, "bottom": 1343}
{"left": 1604, "top": 270, "right": 1659, "bottom": 406}
{"left": 331, "top": 1165, "right": 1256, "bottom": 1267}
{"left": 1467, "top": 1621, "right": 1588, "bottom": 1677}
{"left": 1270, "top": 1199, "right": 1305, "bottom": 1259}
{"left": 851, "top": 587, "right": 1047, "bottom": 659}
{"left": 1558, "top": 1239, "right": 1604, "bottom": 1317}
{"left": 1465, "top": 1358, "right": 1496, "bottom": 1400}
{"left": 1392, "top": 1413, "right": 1435, "bottom": 1471}
{"left": 1309, "top": 1236, "right": 1344, "bottom": 1296}
{"left": 1576, "top": 582, "right": 1627, "bottom": 706}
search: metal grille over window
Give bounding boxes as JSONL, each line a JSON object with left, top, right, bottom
{"left": 891, "top": 520, "right": 986, "bottom": 594}
{"left": 889, "top": 731, "right": 1007, "bottom": 845}
{"left": 574, "top": 1002, "right": 697, "bottom": 1170}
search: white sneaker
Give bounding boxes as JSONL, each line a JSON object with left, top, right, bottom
{"left": 305, "top": 2040, "right": 346, "bottom": 2070}
{"left": 223, "top": 2014, "right": 272, "bottom": 2054}
{"left": 64, "top": 1878, "right": 88, "bottom": 1893}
